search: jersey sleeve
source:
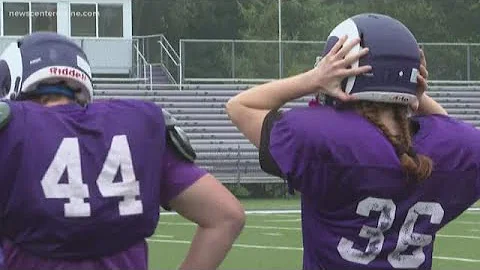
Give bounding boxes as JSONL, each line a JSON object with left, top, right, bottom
{"left": 159, "top": 144, "right": 208, "bottom": 210}
{"left": 259, "top": 109, "right": 328, "bottom": 195}
{"left": 139, "top": 101, "right": 208, "bottom": 210}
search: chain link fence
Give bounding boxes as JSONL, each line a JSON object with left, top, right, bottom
{"left": 179, "top": 39, "right": 480, "bottom": 83}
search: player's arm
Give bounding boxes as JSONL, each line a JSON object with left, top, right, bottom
{"left": 169, "top": 174, "right": 245, "bottom": 270}
{"left": 226, "top": 36, "right": 371, "bottom": 148}
{"left": 160, "top": 114, "right": 245, "bottom": 270}
{"left": 416, "top": 94, "right": 447, "bottom": 116}
{"left": 414, "top": 49, "right": 448, "bottom": 116}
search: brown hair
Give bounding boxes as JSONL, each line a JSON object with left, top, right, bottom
{"left": 346, "top": 101, "right": 433, "bottom": 183}
{"left": 29, "top": 94, "right": 72, "bottom": 105}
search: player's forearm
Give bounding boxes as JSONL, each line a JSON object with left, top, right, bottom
{"left": 228, "top": 71, "right": 316, "bottom": 111}
{"left": 416, "top": 94, "right": 447, "bottom": 116}
{"left": 179, "top": 222, "right": 243, "bottom": 270}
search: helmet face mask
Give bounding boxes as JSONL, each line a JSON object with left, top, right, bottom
{"left": 318, "top": 13, "right": 420, "bottom": 109}
{"left": 0, "top": 31, "right": 93, "bottom": 105}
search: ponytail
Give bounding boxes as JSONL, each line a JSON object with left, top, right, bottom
{"left": 352, "top": 101, "right": 433, "bottom": 182}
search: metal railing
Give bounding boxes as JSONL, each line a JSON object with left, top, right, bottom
{"left": 133, "top": 34, "right": 166, "bottom": 63}
{"left": 420, "top": 42, "right": 480, "bottom": 81}
{"left": 133, "top": 42, "right": 147, "bottom": 81}
{"left": 159, "top": 35, "right": 181, "bottom": 86}
{"left": 178, "top": 39, "right": 480, "bottom": 85}
{"left": 132, "top": 34, "right": 181, "bottom": 87}
{"left": 133, "top": 42, "right": 153, "bottom": 89}
{"left": 178, "top": 39, "right": 323, "bottom": 84}
{"left": 84, "top": 36, "right": 480, "bottom": 89}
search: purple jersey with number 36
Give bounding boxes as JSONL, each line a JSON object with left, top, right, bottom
{"left": 0, "top": 99, "right": 207, "bottom": 269}
{"left": 260, "top": 106, "right": 480, "bottom": 270}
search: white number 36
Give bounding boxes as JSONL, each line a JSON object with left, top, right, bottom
{"left": 337, "top": 197, "right": 444, "bottom": 268}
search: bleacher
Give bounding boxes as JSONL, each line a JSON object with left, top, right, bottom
{"left": 93, "top": 81, "right": 480, "bottom": 183}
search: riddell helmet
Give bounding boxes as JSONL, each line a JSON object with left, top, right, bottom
{"left": 0, "top": 31, "right": 93, "bottom": 105}
{"left": 319, "top": 13, "right": 420, "bottom": 107}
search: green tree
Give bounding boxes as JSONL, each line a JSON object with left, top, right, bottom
{"left": 235, "top": 0, "right": 477, "bottom": 80}
{"left": 133, "top": 0, "right": 243, "bottom": 79}
{"left": 132, "top": 0, "right": 480, "bottom": 81}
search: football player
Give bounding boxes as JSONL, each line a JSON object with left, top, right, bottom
{"left": 227, "top": 13, "right": 479, "bottom": 270}
{"left": 0, "top": 32, "right": 245, "bottom": 269}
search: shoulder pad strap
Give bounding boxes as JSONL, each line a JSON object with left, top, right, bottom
{"left": 0, "top": 101, "right": 11, "bottom": 130}
{"left": 167, "top": 125, "right": 196, "bottom": 162}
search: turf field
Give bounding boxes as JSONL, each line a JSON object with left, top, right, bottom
{"left": 148, "top": 199, "right": 480, "bottom": 269}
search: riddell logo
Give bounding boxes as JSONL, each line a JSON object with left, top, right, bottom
{"left": 49, "top": 67, "right": 87, "bottom": 81}
{"left": 391, "top": 95, "right": 410, "bottom": 103}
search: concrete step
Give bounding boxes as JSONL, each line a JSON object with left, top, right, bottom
{"left": 188, "top": 133, "right": 246, "bottom": 140}
{"left": 196, "top": 151, "right": 258, "bottom": 159}
{"left": 94, "top": 89, "right": 243, "bottom": 96}
{"left": 190, "top": 139, "right": 251, "bottom": 145}
{"left": 183, "top": 126, "right": 243, "bottom": 133}
{"left": 177, "top": 120, "right": 236, "bottom": 127}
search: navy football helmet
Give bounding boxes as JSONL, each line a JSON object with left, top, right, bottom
{"left": 319, "top": 13, "right": 421, "bottom": 108}
{"left": 0, "top": 32, "right": 93, "bottom": 105}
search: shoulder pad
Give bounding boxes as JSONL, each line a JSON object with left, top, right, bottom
{"left": 167, "top": 126, "right": 196, "bottom": 162}
{"left": 163, "top": 109, "right": 196, "bottom": 162}
{"left": 0, "top": 101, "right": 11, "bottom": 130}
{"left": 162, "top": 108, "right": 177, "bottom": 126}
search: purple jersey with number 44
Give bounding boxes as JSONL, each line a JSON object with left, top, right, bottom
{"left": 0, "top": 99, "right": 207, "bottom": 269}
{"left": 260, "top": 106, "right": 480, "bottom": 270}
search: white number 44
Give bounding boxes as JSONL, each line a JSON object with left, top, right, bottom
{"left": 41, "top": 135, "right": 143, "bottom": 218}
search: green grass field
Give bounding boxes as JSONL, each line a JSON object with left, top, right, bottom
{"left": 148, "top": 199, "right": 480, "bottom": 269}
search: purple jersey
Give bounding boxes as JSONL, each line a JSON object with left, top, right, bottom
{"left": 0, "top": 99, "right": 207, "bottom": 269}
{"left": 260, "top": 106, "right": 480, "bottom": 270}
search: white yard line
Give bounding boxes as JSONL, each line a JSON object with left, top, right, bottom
{"left": 436, "top": 234, "right": 480, "bottom": 240}
{"left": 147, "top": 239, "right": 303, "bottom": 251}
{"left": 265, "top": 219, "right": 301, "bottom": 222}
{"left": 151, "top": 234, "right": 174, "bottom": 238}
{"left": 262, "top": 232, "right": 283, "bottom": 236}
{"left": 159, "top": 222, "right": 192, "bottom": 226}
{"left": 266, "top": 214, "right": 300, "bottom": 218}
{"left": 457, "top": 221, "right": 480, "bottom": 225}
{"left": 246, "top": 225, "right": 301, "bottom": 231}
{"left": 160, "top": 221, "right": 480, "bottom": 237}
{"left": 161, "top": 210, "right": 301, "bottom": 216}
{"left": 146, "top": 239, "right": 480, "bottom": 263}
{"left": 160, "top": 221, "right": 301, "bottom": 231}
{"left": 433, "top": 256, "right": 480, "bottom": 263}
{"left": 161, "top": 207, "right": 480, "bottom": 216}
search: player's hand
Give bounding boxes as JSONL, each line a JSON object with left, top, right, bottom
{"left": 412, "top": 48, "right": 429, "bottom": 111}
{"left": 412, "top": 48, "right": 447, "bottom": 115}
{"left": 306, "top": 35, "right": 372, "bottom": 101}
{"left": 416, "top": 49, "right": 429, "bottom": 98}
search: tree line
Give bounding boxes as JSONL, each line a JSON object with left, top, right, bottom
{"left": 132, "top": 0, "right": 480, "bottom": 81}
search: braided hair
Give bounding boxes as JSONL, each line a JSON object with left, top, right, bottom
{"left": 347, "top": 101, "right": 433, "bottom": 183}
